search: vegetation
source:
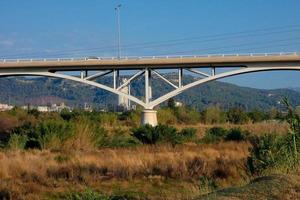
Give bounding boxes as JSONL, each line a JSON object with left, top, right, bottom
{"left": 1, "top": 100, "right": 300, "bottom": 199}
{"left": 247, "top": 99, "right": 300, "bottom": 175}
{"left": 132, "top": 124, "right": 196, "bottom": 145}
{"left": 201, "top": 127, "right": 249, "bottom": 144}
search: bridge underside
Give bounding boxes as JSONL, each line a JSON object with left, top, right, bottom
{"left": 1, "top": 54, "right": 300, "bottom": 126}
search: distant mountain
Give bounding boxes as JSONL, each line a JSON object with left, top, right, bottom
{"left": 290, "top": 87, "right": 300, "bottom": 93}
{"left": 0, "top": 75, "right": 300, "bottom": 111}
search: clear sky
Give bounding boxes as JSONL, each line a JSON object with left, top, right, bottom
{"left": 1, "top": 0, "right": 300, "bottom": 89}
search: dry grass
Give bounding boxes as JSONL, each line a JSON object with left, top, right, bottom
{"left": 199, "top": 174, "right": 300, "bottom": 200}
{"left": 0, "top": 143, "right": 249, "bottom": 200}
{"left": 175, "top": 121, "right": 289, "bottom": 138}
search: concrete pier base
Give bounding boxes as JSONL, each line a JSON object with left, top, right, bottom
{"left": 141, "top": 109, "right": 158, "bottom": 126}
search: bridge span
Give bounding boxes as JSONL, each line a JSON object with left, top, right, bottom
{"left": 1, "top": 52, "right": 300, "bottom": 125}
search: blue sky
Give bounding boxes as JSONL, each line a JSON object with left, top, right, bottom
{"left": 1, "top": 0, "right": 300, "bottom": 89}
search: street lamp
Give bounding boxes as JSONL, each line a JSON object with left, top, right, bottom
{"left": 115, "top": 4, "right": 122, "bottom": 59}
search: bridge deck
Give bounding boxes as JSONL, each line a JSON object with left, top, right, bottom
{"left": 1, "top": 53, "right": 300, "bottom": 71}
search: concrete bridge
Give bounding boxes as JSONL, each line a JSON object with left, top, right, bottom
{"left": 1, "top": 52, "right": 300, "bottom": 125}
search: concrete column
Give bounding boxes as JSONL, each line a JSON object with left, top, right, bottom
{"left": 80, "top": 71, "right": 84, "bottom": 79}
{"left": 178, "top": 68, "right": 183, "bottom": 87}
{"left": 141, "top": 109, "right": 157, "bottom": 126}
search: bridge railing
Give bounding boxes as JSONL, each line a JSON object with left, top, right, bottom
{"left": 0, "top": 52, "right": 299, "bottom": 63}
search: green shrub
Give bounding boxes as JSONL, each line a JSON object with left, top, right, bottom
{"left": 201, "top": 127, "right": 227, "bottom": 144}
{"left": 157, "top": 108, "right": 177, "bottom": 125}
{"left": 179, "top": 128, "right": 197, "bottom": 142}
{"left": 27, "top": 108, "right": 40, "bottom": 118}
{"left": 199, "top": 176, "right": 218, "bottom": 193}
{"left": 175, "top": 107, "right": 200, "bottom": 125}
{"left": 7, "top": 134, "right": 28, "bottom": 150}
{"left": 99, "top": 113, "right": 118, "bottom": 126}
{"left": 60, "top": 108, "right": 75, "bottom": 121}
{"left": 67, "top": 117, "right": 110, "bottom": 150}
{"left": 36, "top": 119, "right": 73, "bottom": 149}
{"left": 227, "top": 108, "right": 250, "bottom": 124}
{"left": 65, "top": 189, "right": 107, "bottom": 200}
{"left": 201, "top": 127, "right": 248, "bottom": 144}
{"left": 54, "top": 154, "right": 71, "bottom": 163}
{"left": 106, "top": 129, "right": 140, "bottom": 148}
{"left": 224, "top": 128, "right": 248, "bottom": 142}
{"left": 119, "top": 110, "right": 142, "bottom": 127}
{"left": 25, "top": 139, "right": 42, "bottom": 149}
{"left": 247, "top": 134, "right": 280, "bottom": 174}
{"left": 64, "top": 189, "right": 140, "bottom": 200}
{"left": 202, "top": 106, "right": 226, "bottom": 124}
{"left": 131, "top": 124, "right": 159, "bottom": 145}
{"left": 132, "top": 124, "right": 185, "bottom": 145}
{"left": 248, "top": 109, "right": 267, "bottom": 123}
{"left": 156, "top": 124, "right": 181, "bottom": 145}
{"left": 247, "top": 99, "right": 300, "bottom": 175}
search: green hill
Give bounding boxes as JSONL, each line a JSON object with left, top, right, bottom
{"left": 0, "top": 74, "right": 299, "bottom": 111}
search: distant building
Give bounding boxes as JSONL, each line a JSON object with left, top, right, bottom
{"left": 21, "top": 102, "right": 72, "bottom": 112}
{"left": 175, "top": 101, "right": 183, "bottom": 107}
{"left": 84, "top": 103, "right": 93, "bottom": 112}
{"left": 37, "top": 106, "right": 48, "bottom": 112}
{"left": 49, "top": 102, "right": 71, "bottom": 112}
{"left": 0, "top": 103, "right": 13, "bottom": 111}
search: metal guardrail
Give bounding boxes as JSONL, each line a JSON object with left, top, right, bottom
{"left": 0, "top": 52, "right": 299, "bottom": 63}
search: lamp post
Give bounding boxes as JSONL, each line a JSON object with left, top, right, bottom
{"left": 115, "top": 4, "right": 122, "bottom": 59}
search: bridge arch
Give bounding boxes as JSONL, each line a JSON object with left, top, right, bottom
{"left": 149, "top": 66, "right": 300, "bottom": 108}
{"left": 0, "top": 71, "right": 146, "bottom": 108}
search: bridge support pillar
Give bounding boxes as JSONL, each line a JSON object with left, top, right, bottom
{"left": 141, "top": 109, "right": 157, "bottom": 126}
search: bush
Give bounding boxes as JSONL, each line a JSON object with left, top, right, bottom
{"left": 179, "top": 128, "right": 197, "bottom": 142}
{"left": 106, "top": 128, "right": 140, "bottom": 148}
{"left": 224, "top": 128, "right": 248, "bottom": 141}
{"left": 175, "top": 107, "right": 200, "bottom": 125}
{"left": 25, "top": 139, "right": 42, "bottom": 149}
{"left": 64, "top": 189, "right": 141, "bottom": 200}
{"left": 66, "top": 117, "right": 109, "bottom": 151}
{"left": 199, "top": 176, "right": 218, "bottom": 193}
{"left": 60, "top": 108, "right": 75, "bottom": 121}
{"left": 248, "top": 109, "right": 267, "bottom": 123}
{"left": 157, "top": 108, "right": 177, "bottom": 125}
{"left": 99, "top": 112, "right": 118, "bottom": 126}
{"left": 131, "top": 124, "right": 159, "bottom": 145}
{"left": 246, "top": 99, "right": 300, "bottom": 175}
{"left": 156, "top": 124, "right": 181, "bottom": 145}
{"left": 36, "top": 119, "right": 73, "bottom": 149}
{"left": 131, "top": 124, "right": 191, "bottom": 145}
{"left": 227, "top": 108, "right": 250, "bottom": 124}
{"left": 202, "top": 106, "right": 226, "bottom": 124}
{"left": 118, "top": 110, "right": 141, "bottom": 127}
{"left": 247, "top": 134, "right": 280, "bottom": 174}
{"left": 201, "top": 127, "right": 227, "bottom": 143}
{"left": 202, "top": 127, "right": 248, "bottom": 143}
{"left": 7, "top": 134, "right": 28, "bottom": 150}
{"left": 65, "top": 189, "right": 107, "bottom": 200}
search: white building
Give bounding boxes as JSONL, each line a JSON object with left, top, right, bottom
{"left": 37, "top": 106, "right": 48, "bottom": 112}
{"left": 175, "top": 101, "right": 183, "bottom": 107}
{"left": 0, "top": 103, "right": 13, "bottom": 111}
{"left": 49, "top": 102, "right": 71, "bottom": 112}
